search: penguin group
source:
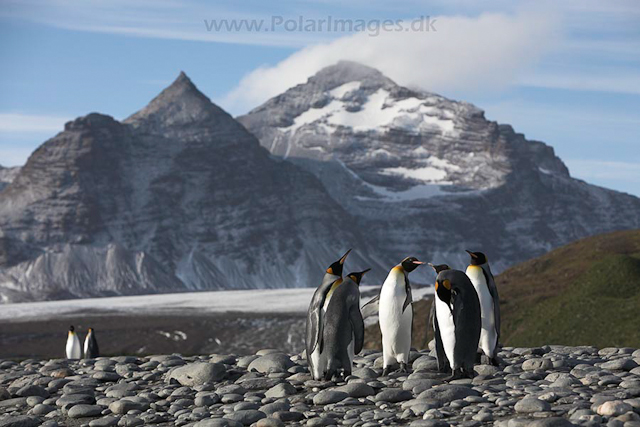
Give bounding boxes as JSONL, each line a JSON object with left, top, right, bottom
{"left": 65, "top": 326, "right": 99, "bottom": 360}
{"left": 305, "top": 249, "right": 500, "bottom": 381}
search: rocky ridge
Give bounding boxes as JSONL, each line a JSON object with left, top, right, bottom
{"left": 0, "top": 73, "right": 379, "bottom": 302}
{"left": 239, "top": 61, "right": 640, "bottom": 275}
{"left": 1, "top": 345, "right": 640, "bottom": 426}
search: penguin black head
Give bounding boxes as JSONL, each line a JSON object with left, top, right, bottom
{"left": 466, "top": 250, "right": 488, "bottom": 266}
{"left": 326, "top": 249, "right": 352, "bottom": 276}
{"left": 69, "top": 325, "right": 75, "bottom": 332}
{"left": 347, "top": 268, "right": 371, "bottom": 285}
{"left": 435, "top": 276, "right": 453, "bottom": 305}
{"left": 428, "top": 263, "right": 450, "bottom": 274}
{"left": 401, "top": 256, "right": 425, "bottom": 273}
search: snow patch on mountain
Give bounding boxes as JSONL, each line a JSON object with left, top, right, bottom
{"left": 282, "top": 87, "right": 457, "bottom": 136}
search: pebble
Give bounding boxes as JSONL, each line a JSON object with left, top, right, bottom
{"left": 597, "top": 400, "right": 633, "bottom": 416}
{"left": 0, "top": 346, "right": 637, "bottom": 426}
{"left": 313, "top": 389, "right": 348, "bottom": 405}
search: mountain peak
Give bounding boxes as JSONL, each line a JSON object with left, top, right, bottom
{"left": 125, "top": 72, "right": 227, "bottom": 128}
{"left": 308, "top": 61, "right": 396, "bottom": 90}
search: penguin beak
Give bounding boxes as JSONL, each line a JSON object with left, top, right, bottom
{"left": 361, "top": 268, "right": 371, "bottom": 275}
{"left": 339, "top": 249, "right": 352, "bottom": 265}
{"left": 412, "top": 261, "right": 425, "bottom": 265}
{"left": 465, "top": 250, "right": 477, "bottom": 259}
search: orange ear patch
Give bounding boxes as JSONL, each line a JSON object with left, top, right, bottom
{"left": 443, "top": 279, "right": 451, "bottom": 290}
{"left": 326, "top": 267, "right": 333, "bottom": 275}
{"left": 435, "top": 281, "right": 439, "bottom": 291}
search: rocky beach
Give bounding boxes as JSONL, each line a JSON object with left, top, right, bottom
{"left": 1, "top": 345, "right": 639, "bottom": 427}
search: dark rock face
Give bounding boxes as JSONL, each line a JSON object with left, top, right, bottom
{"left": 0, "top": 73, "right": 378, "bottom": 302}
{"left": 238, "top": 60, "right": 640, "bottom": 277}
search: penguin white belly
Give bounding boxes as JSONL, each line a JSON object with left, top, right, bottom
{"left": 379, "top": 270, "right": 412, "bottom": 366}
{"left": 83, "top": 336, "right": 90, "bottom": 356}
{"left": 310, "top": 294, "right": 335, "bottom": 379}
{"left": 66, "top": 335, "right": 81, "bottom": 359}
{"left": 435, "top": 296, "right": 456, "bottom": 370}
{"left": 466, "top": 266, "right": 497, "bottom": 358}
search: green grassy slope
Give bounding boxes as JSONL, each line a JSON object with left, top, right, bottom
{"left": 498, "top": 229, "right": 640, "bottom": 347}
{"left": 364, "top": 229, "right": 640, "bottom": 350}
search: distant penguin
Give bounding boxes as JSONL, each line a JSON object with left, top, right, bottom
{"left": 434, "top": 269, "right": 481, "bottom": 379}
{"left": 66, "top": 326, "right": 82, "bottom": 360}
{"left": 84, "top": 328, "right": 99, "bottom": 359}
{"left": 428, "top": 263, "right": 451, "bottom": 373}
{"left": 306, "top": 249, "right": 351, "bottom": 380}
{"left": 379, "top": 256, "right": 425, "bottom": 376}
{"left": 465, "top": 250, "right": 500, "bottom": 365}
{"left": 322, "top": 269, "right": 369, "bottom": 380}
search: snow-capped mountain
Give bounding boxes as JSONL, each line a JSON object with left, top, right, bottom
{"left": 0, "top": 72, "right": 380, "bottom": 303}
{"left": 238, "top": 61, "right": 640, "bottom": 274}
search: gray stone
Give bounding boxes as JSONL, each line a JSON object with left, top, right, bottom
{"left": 313, "top": 389, "right": 349, "bottom": 405}
{"left": 89, "top": 416, "right": 120, "bottom": 427}
{"left": 374, "top": 388, "right": 413, "bottom": 403}
{"left": 236, "top": 377, "right": 282, "bottom": 390}
{"left": 259, "top": 401, "right": 290, "bottom": 415}
{"left": 334, "top": 382, "right": 375, "bottom": 397}
{"left": 32, "top": 403, "right": 56, "bottom": 415}
{"left": 248, "top": 354, "right": 294, "bottom": 373}
{"left": 514, "top": 397, "right": 551, "bottom": 413}
{"left": 224, "top": 409, "right": 266, "bottom": 425}
{"left": 526, "top": 418, "right": 574, "bottom": 427}
{"left": 108, "top": 399, "right": 148, "bottom": 414}
{"left": 68, "top": 404, "right": 103, "bottom": 418}
{"left": 597, "top": 400, "right": 633, "bottom": 416}
{"left": 0, "top": 416, "right": 41, "bottom": 427}
{"left": 265, "top": 382, "right": 297, "bottom": 398}
{"left": 256, "top": 419, "right": 285, "bottom": 427}
{"left": 194, "top": 393, "right": 220, "bottom": 406}
{"left": 55, "top": 393, "right": 95, "bottom": 407}
{"left": 167, "top": 362, "right": 226, "bottom": 386}
{"left": 522, "top": 358, "right": 553, "bottom": 371}
{"left": 352, "top": 367, "right": 378, "bottom": 379}
{"left": 15, "top": 385, "right": 49, "bottom": 398}
{"left": 194, "top": 419, "right": 243, "bottom": 427}
{"left": 417, "top": 385, "right": 480, "bottom": 403}
{"left": 601, "top": 359, "right": 638, "bottom": 371}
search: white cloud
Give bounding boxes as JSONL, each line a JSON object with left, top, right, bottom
{"left": 0, "top": 114, "right": 71, "bottom": 133}
{"left": 220, "top": 11, "right": 560, "bottom": 114}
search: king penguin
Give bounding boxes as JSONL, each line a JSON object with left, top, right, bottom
{"left": 322, "top": 269, "right": 369, "bottom": 380}
{"left": 428, "top": 263, "right": 452, "bottom": 373}
{"left": 84, "top": 327, "right": 100, "bottom": 359}
{"left": 66, "top": 326, "right": 82, "bottom": 360}
{"left": 379, "top": 256, "right": 425, "bottom": 376}
{"left": 465, "top": 250, "right": 501, "bottom": 365}
{"left": 305, "top": 249, "right": 351, "bottom": 380}
{"left": 434, "top": 269, "right": 481, "bottom": 379}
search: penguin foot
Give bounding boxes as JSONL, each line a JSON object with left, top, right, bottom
{"left": 399, "top": 363, "right": 408, "bottom": 374}
{"left": 480, "top": 354, "right": 492, "bottom": 365}
{"left": 490, "top": 356, "right": 501, "bottom": 367}
{"left": 381, "top": 367, "right": 390, "bottom": 377}
{"left": 446, "top": 368, "right": 466, "bottom": 381}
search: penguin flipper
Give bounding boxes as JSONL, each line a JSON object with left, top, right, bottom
{"left": 402, "top": 280, "right": 413, "bottom": 313}
{"left": 361, "top": 294, "right": 380, "bottom": 319}
{"left": 433, "top": 309, "right": 450, "bottom": 373}
{"left": 349, "top": 305, "right": 365, "bottom": 355}
{"left": 482, "top": 267, "right": 501, "bottom": 345}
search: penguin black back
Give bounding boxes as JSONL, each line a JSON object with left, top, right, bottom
{"left": 435, "top": 269, "right": 481, "bottom": 379}
{"left": 321, "top": 270, "right": 368, "bottom": 380}
{"left": 85, "top": 328, "right": 100, "bottom": 359}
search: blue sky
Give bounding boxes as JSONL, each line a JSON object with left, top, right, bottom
{"left": 1, "top": 0, "right": 639, "bottom": 196}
